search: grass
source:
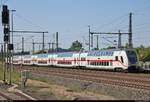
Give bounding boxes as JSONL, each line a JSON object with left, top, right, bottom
{"left": 30, "top": 74, "right": 86, "bottom": 93}
{"left": 31, "top": 75, "right": 56, "bottom": 85}
{"left": 0, "top": 62, "right": 21, "bottom": 85}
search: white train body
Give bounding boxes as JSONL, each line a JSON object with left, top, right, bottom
{"left": 86, "top": 50, "right": 129, "bottom": 70}
{"left": 56, "top": 52, "right": 73, "bottom": 67}
{"left": 12, "top": 49, "right": 139, "bottom": 71}
{"left": 36, "top": 54, "right": 49, "bottom": 66}
{"left": 22, "top": 55, "right": 32, "bottom": 65}
{"left": 50, "top": 54, "right": 58, "bottom": 66}
{"left": 13, "top": 55, "right": 22, "bottom": 65}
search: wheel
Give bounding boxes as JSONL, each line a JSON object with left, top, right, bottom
{"left": 114, "top": 67, "right": 124, "bottom": 72}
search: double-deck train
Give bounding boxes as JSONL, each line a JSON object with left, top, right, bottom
{"left": 12, "top": 48, "right": 139, "bottom": 72}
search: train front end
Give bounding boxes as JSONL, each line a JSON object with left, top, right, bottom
{"left": 126, "top": 49, "right": 139, "bottom": 72}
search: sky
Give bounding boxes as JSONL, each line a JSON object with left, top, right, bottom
{"left": 0, "top": 0, "right": 150, "bottom": 52}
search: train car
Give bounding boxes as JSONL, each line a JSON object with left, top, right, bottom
{"left": 86, "top": 50, "right": 114, "bottom": 70}
{"left": 86, "top": 49, "right": 138, "bottom": 71}
{"left": 56, "top": 52, "right": 74, "bottom": 67}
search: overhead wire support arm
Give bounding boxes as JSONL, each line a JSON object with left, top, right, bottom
{"left": 9, "top": 30, "right": 48, "bottom": 34}
{"left": 89, "top": 31, "right": 130, "bottom": 49}
{"left": 90, "top": 32, "right": 129, "bottom": 35}
{"left": 9, "top": 30, "right": 48, "bottom": 53}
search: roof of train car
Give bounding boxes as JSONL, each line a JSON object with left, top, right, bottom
{"left": 87, "top": 49, "right": 123, "bottom": 56}
{"left": 57, "top": 52, "right": 77, "bottom": 57}
{"left": 14, "top": 48, "right": 135, "bottom": 57}
{"left": 37, "top": 54, "right": 49, "bottom": 58}
{"left": 23, "top": 54, "right": 32, "bottom": 58}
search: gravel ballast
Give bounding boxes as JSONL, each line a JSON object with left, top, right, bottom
{"left": 31, "top": 73, "right": 150, "bottom": 100}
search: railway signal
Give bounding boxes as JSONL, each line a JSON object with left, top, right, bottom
{"left": 2, "top": 5, "right": 9, "bottom": 25}
{"left": 1, "top": 4, "right": 13, "bottom": 85}
{"left": 4, "top": 27, "right": 9, "bottom": 34}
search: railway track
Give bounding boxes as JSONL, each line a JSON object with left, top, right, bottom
{"left": 15, "top": 65, "right": 150, "bottom": 91}
{"left": 0, "top": 92, "right": 12, "bottom": 100}
{"left": 0, "top": 90, "right": 35, "bottom": 100}
{"left": 0, "top": 81, "right": 36, "bottom": 100}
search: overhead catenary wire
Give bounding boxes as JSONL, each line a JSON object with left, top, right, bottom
{"left": 95, "top": 13, "right": 128, "bottom": 31}
{"left": 15, "top": 13, "right": 47, "bottom": 31}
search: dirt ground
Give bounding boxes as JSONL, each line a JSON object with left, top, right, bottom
{"left": 24, "top": 79, "right": 117, "bottom": 100}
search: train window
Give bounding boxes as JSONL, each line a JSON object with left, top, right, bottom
{"left": 97, "top": 62, "right": 99, "bottom": 66}
{"left": 110, "top": 52, "right": 113, "bottom": 56}
{"left": 121, "top": 56, "right": 124, "bottom": 63}
{"left": 115, "top": 56, "right": 118, "bottom": 61}
{"left": 81, "top": 57, "right": 85, "bottom": 61}
{"left": 106, "top": 52, "right": 108, "bottom": 56}
{"left": 110, "top": 62, "right": 112, "bottom": 66}
{"left": 107, "top": 62, "right": 109, "bottom": 66}
{"left": 92, "top": 62, "right": 94, "bottom": 65}
{"left": 103, "top": 52, "right": 105, "bottom": 56}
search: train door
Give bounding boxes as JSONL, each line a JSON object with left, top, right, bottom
{"left": 77, "top": 54, "right": 80, "bottom": 67}
{"left": 114, "top": 53, "right": 127, "bottom": 71}
{"left": 73, "top": 53, "right": 79, "bottom": 67}
{"left": 79, "top": 53, "right": 87, "bottom": 68}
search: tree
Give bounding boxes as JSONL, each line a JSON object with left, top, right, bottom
{"left": 69, "top": 40, "right": 82, "bottom": 51}
{"left": 140, "top": 45, "right": 144, "bottom": 49}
